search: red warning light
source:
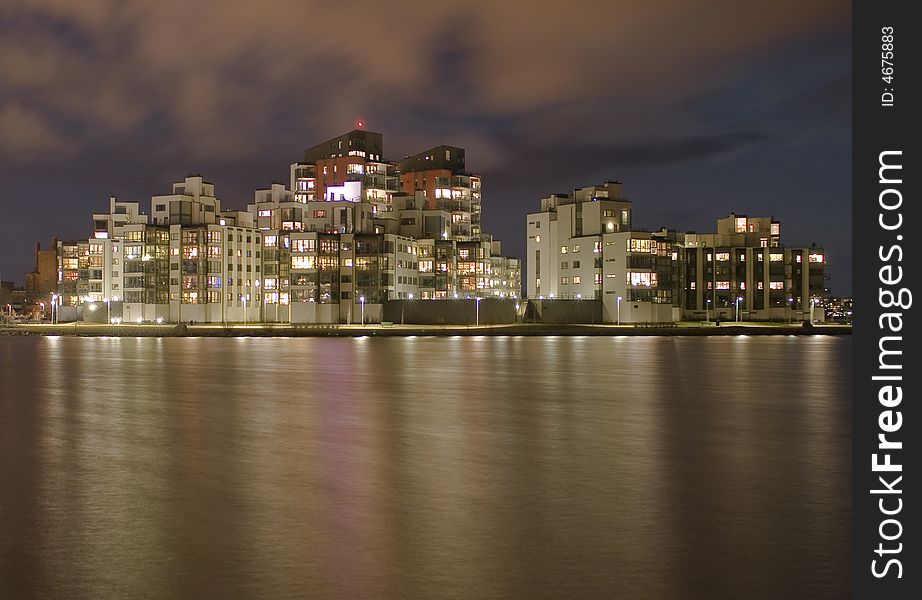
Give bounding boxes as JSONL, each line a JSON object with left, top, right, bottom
{"left": 357, "top": 120, "right": 364, "bottom": 128}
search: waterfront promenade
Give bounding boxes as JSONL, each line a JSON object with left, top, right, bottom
{"left": 1, "top": 321, "right": 852, "bottom": 338}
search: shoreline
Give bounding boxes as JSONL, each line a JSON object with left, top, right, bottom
{"left": 1, "top": 322, "right": 852, "bottom": 338}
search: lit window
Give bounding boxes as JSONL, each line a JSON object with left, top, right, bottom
{"left": 770, "top": 253, "right": 783, "bottom": 262}
{"left": 770, "top": 281, "right": 784, "bottom": 290}
{"left": 264, "top": 235, "right": 278, "bottom": 247}
{"left": 716, "top": 281, "right": 730, "bottom": 290}
{"left": 572, "top": 276, "right": 581, "bottom": 284}
{"left": 291, "top": 256, "right": 315, "bottom": 269}
{"left": 534, "top": 235, "right": 541, "bottom": 243}
{"left": 629, "top": 239, "right": 653, "bottom": 253}
{"left": 735, "top": 217, "right": 747, "bottom": 233}
{"left": 291, "top": 239, "right": 316, "bottom": 252}
{"left": 628, "top": 272, "right": 656, "bottom": 287}
{"left": 561, "top": 277, "right": 568, "bottom": 285}
{"left": 594, "top": 273, "right": 602, "bottom": 284}
{"left": 560, "top": 246, "right": 568, "bottom": 254}
{"left": 594, "top": 241, "right": 602, "bottom": 253}
{"left": 809, "top": 253, "right": 824, "bottom": 263}
{"left": 690, "top": 281, "right": 696, "bottom": 290}
{"left": 771, "top": 223, "right": 780, "bottom": 236}
{"left": 716, "top": 252, "right": 730, "bottom": 262}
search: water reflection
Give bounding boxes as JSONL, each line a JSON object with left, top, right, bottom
{"left": 0, "top": 336, "right": 850, "bottom": 599}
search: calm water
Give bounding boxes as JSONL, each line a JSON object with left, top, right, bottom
{"left": 0, "top": 335, "right": 850, "bottom": 599}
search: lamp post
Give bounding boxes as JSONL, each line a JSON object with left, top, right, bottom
{"left": 359, "top": 295, "right": 365, "bottom": 326}
{"left": 736, "top": 296, "right": 742, "bottom": 322}
{"left": 104, "top": 297, "right": 111, "bottom": 324}
{"left": 788, "top": 296, "right": 794, "bottom": 323}
{"left": 475, "top": 296, "right": 481, "bottom": 326}
{"left": 242, "top": 295, "right": 248, "bottom": 326}
{"left": 617, "top": 295, "right": 622, "bottom": 325}
{"left": 810, "top": 297, "right": 815, "bottom": 323}
{"left": 706, "top": 298, "right": 711, "bottom": 323}
{"left": 401, "top": 293, "right": 414, "bottom": 325}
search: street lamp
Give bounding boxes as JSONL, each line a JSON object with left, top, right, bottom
{"left": 706, "top": 298, "right": 711, "bottom": 323}
{"left": 475, "top": 296, "right": 482, "bottom": 326}
{"left": 401, "top": 293, "right": 414, "bottom": 325}
{"left": 617, "top": 295, "right": 623, "bottom": 325}
{"left": 104, "top": 297, "right": 111, "bottom": 324}
{"left": 736, "top": 296, "right": 742, "bottom": 322}
{"left": 359, "top": 295, "right": 365, "bottom": 326}
{"left": 788, "top": 296, "right": 794, "bottom": 323}
{"left": 242, "top": 295, "right": 248, "bottom": 325}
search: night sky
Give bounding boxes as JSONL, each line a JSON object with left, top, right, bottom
{"left": 0, "top": 1, "right": 851, "bottom": 292}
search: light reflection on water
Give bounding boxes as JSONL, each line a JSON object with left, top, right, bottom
{"left": 0, "top": 336, "right": 850, "bottom": 599}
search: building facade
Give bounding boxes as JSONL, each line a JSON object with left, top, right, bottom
{"left": 41, "top": 128, "right": 521, "bottom": 324}
{"left": 527, "top": 183, "right": 827, "bottom": 323}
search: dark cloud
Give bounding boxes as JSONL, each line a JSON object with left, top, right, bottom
{"left": 0, "top": 1, "right": 851, "bottom": 291}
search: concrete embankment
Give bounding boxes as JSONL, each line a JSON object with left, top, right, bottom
{"left": 1, "top": 323, "right": 852, "bottom": 338}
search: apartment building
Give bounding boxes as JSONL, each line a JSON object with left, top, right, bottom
{"left": 40, "top": 128, "right": 521, "bottom": 324}
{"left": 527, "top": 184, "right": 827, "bottom": 323}
{"left": 680, "top": 213, "right": 826, "bottom": 322}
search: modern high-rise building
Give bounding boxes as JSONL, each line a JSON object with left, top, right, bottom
{"left": 398, "top": 146, "right": 481, "bottom": 240}
{"left": 38, "top": 128, "right": 521, "bottom": 324}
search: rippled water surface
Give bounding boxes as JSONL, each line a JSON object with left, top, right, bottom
{"left": 0, "top": 335, "right": 851, "bottom": 599}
